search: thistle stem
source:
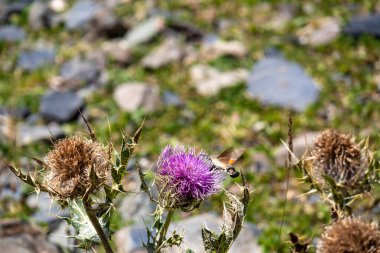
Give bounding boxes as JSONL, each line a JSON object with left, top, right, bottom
{"left": 83, "top": 200, "right": 114, "bottom": 253}
{"left": 156, "top": 209, "right": 174, "bottom": 252}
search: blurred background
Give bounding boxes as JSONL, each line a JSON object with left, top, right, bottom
{"left": 1, "top": 0, "right": 380, "bottom": 252}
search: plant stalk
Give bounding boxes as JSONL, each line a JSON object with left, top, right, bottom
{"left": 83, "top": 200, "right": 114, "bottom": 253}
{"left": 156, "top": 209, "right": 174, "bottom": 252}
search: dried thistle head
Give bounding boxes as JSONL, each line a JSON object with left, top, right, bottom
{"left": 317, "top": 217, "right": 380, "bottom": 253}
{"left": 307, "top": 129, "right": 370, "bottom": 191}
{"left": 44, "top": 136, "right": 110, "bottom": 199}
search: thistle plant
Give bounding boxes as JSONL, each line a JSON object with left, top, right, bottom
{"left": 4, "top": 115, "right": 144, "bottom": 253}
{"left": 138, "top": 144, "right": 250, "bottom": 253}
{"left": 301, "top": 129, "right": 378, "bottom": 217}
{"left": 317, "top": 217, "right": 380, "bottom": 253}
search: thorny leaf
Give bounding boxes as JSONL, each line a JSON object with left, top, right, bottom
{"left": 106, "top": 121, "right": 144, "bottom": 202}
{"left": 3, "top": 160, "right": 48, "bottom": 194}
{"left": 79, "top": 111, "right": 97, "bottom": 142}
{"left": 65, "top": 199, "right": 111, "bottom": 249}
{"left": 201, "top": 173, "right": 250, "bottom": 253}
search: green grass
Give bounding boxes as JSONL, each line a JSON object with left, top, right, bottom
{"left": 1, "top": 0, "right": 380, "bottom": 252}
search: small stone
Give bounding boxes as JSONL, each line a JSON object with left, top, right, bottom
{"left": 64, "top": 0, "right": 100, "bottom": 30}
{"left": 103, "top": 40, "right": 132, "bottom": 65}
{"left": 113, "top": 82, "right": 161, "bottom": 113}
{"left": 39, "top": 91, "right": 85, "bottom": 123}
{"left": 0, "top": 220, "right": 59, "bottom": 253}
{"left": 266, "top": 4, "right": 295, "bottom": 31}
{"left": 190, "top": 64, "right": 249, "bottom": 96}
{"left": 17, "top": 49, "right": 55, "bottom": 71}
{"left": 16, "top": 123, "right": 64, "bottom": 146}
{"left": 88, "top": 7, "right": 127, "bottom": 38}
{"left": 247, "top": 56, "right": 319, "bottom": 112}
{"left": 274, "top": 131, "right": 321, "bottom": 167}
{"left": 0, "top": 25, "right": 25, "bottom": 42}
{"left": 374, "top": 73, "right": 380, "bottom": 90}
{"left": 141, "top": 37, "right": 185, "bottom": 69}
{"left": 297, "top": 17, "right": 340, "bottom": 46}
{"left": 53, "top": 58, "right": 103, "bottom": 90}
{"left": 28, "top": 0, "right": 53, "bottom": 30}
{"left": 167, "top": 18, "right": 204, "bottom": 41}
{"left": 120, "top": 16, "right": 165, "bottom": 49}
{"left": 343, "top": 14, "right": 380, "bottom": 38}
{"left": 162, "top": 91, "right": 182, "bottom": 106}
{"left": 50, "top": 0, "right": 67, "bottom": 13}
{"left": 200, "top": 36, "right": 247, "bottom": 60}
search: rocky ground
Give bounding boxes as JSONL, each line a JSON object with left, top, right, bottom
{"left": 1, "top": 0, "right": 380, "bottom": 252}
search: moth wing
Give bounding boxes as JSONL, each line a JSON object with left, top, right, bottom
{"left": 228, "top": 148, "right": 244, "bottom": 165}
{"left": 217, "top": 147, "right": 244, "bottom": 165}
{"left": 217, "top": 147, "right": 235, "bottom": 164}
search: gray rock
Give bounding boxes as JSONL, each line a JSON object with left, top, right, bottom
{"left": 116, "top": 226, "right": 148, "bottom": 253}
{"left": 297, "top": 17, "right": 340, "bottom": 46}
{"left": 28, "top": 0, "right": 53, "bottom": 30}
{"left": 200, "top": 36, "right": 247, "bottom": 60}
{"left": 47, "top": 220, "right": 75, "bottom": 250}
{"left": 266, "top": 4, "right": 294, "bottom": 31}
{"left": 0, "top": 1, "right": 32, "bottom": 23}
{"left": 17, "top": 49, "right": 55, "bottom": 71}
{"left": 103, "top": 40, "right": 132, "bottom": 65}
{"left": 49, "top": 0, "right": 67, "bottom": 12}
{"left": 141, "top": 37, "right": 185, "bottom": 69}
{"left": 64, "top": 0, "right": 100, "bottom": 30}
{"left": 39, "top": 91, "right": 85, "bottom": 123}
{"left": 190, "top": 64, "right": 249, "bottom": 96}
{"left": 0, "top": 220, "right": 59, "bottom": 253}
{"left": 119, "top": 193, "right": 155, "bottom": 224}
{"left": 247, "top": 57, "right": 319, "bottom": 112}
{"left": 274, "top": 131, "right": 321, "bottom": 167}
{"left": 52, "top": 58, "right": 102, "bottom": 90}
{"left": 27, "top": 193, "right": 68, "bottom": 223}
{"left": 115, "top": 213, "right": 262, "bottom": 253}
{"left": 87, "top": 7, "right": 127, "bottom": 38}
{"left": 166, "top": 18, "right": 204, "bottom": 41}
{"left": 120, "top": 16, "right": 165, "bottom": 49}
{"left": 0, "top": 25, "right": 25, "bottom": 42}
{"left": 113, "top": 82, "right": 161, "bottom": 113}
{"left": 162, "top": 91, "right": 182, "bottom": 106}
{"left": 0, "top": 161, "right": 22, "bottom": 201}
{"left": 249, "top": 152, "right": 272, "bottom": 173}
{"left": 0, "top": 106, "right": 30, "bottom": 119}
{"left": 343, "top": 14, "right": 380, "bottom": 38}
{"left": 16, "top": 123, "right": 64, "bottom": 146}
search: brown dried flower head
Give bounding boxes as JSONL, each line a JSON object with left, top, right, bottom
{"left": 317, "top": 217, "right": 380, "bottom": 253}
{"left": 308, "top": 129, "right": 370, "bottom": 190}
{"left": 44, "top": 136, "right": 109, "bottom": 199}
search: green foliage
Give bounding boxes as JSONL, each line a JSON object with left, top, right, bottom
{"left": 202, "top": 175, "right": 249, "bottom": 253}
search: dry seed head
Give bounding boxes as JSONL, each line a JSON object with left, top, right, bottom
{"left": 308, "top": 129, "right": 369, "bottom": 190}
{"left": 44, "top": 136, "right": 109, "bottom": 199}
{"left": 317, "top": 217, "right": 380, "bottom": 253}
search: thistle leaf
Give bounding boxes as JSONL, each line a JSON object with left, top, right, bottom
{"left": 66, "top": 199, "right": 111, "bottom": 249}
{"left": 201, "top": 173, "right": 250, "bottom": 253}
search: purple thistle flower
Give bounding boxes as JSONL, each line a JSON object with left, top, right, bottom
{"left": 157, "top": 145, "right": 225, "bottom": 210}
